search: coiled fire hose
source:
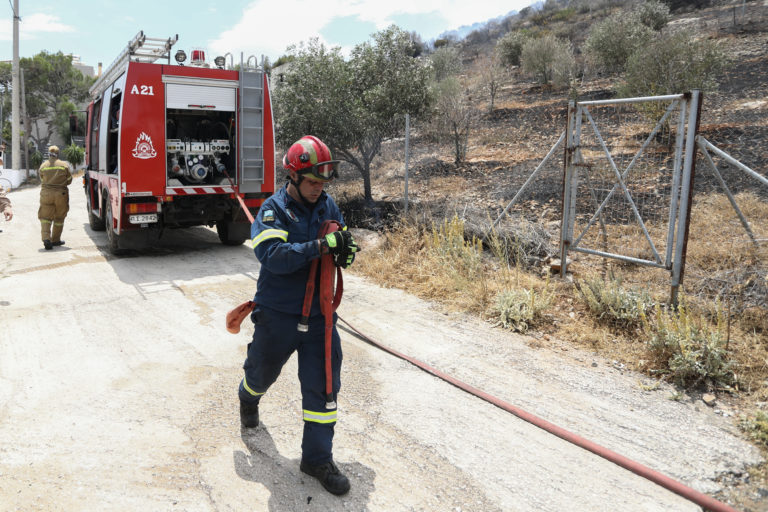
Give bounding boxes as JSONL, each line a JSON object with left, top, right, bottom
{"left": 298, "top": 219, "right": 343, "bottom": 410}
{"left": 222, "top": 189, "right": 343, "bottom": 411}
{"left": 224, "top": 191, "right": 737, "bottom": 512}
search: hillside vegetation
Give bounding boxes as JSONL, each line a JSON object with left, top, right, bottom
{"left": 322, "top": 0, "right": 768, "bottom": 508}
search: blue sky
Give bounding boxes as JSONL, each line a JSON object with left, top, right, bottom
{"left": 0, "top": 0, "right": 531, "bottom": 74}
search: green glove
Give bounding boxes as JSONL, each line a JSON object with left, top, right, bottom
{"left": 323, "top": 230, "right": 360, "bottom": 268}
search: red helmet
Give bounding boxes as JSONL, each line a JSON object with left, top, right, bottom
{"left": 282, "top": 135, "right": 339, "bottom": 181}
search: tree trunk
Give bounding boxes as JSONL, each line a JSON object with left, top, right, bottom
{"left": 361, "top": 164, "right": 373, "bottom": 206}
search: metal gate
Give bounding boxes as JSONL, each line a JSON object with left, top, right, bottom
{"left": 559, "top": 91, "right": 702, "bottom": 302}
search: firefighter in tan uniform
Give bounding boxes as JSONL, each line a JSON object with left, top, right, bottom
{"left": 0, "top": 186, "right": 13, "bottom": 232}
{"left": 38, "top": 145, "right": 72, "bottom": 250}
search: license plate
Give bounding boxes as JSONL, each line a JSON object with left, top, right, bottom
{"left": 129, "top": 214, "right": 158, "bottom": 224}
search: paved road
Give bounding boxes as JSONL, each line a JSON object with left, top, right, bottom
{"left": 0, "top": 180, "right": 761, "bottom": 511}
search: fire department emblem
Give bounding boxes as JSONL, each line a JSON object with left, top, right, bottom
{"left": 132, "top": 132, "right": 157, "bottom": 159}
{"left": 286, "top": 208, "right": 299, "bottom": 222}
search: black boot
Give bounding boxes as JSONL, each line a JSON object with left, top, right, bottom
{"left": 300, "top": 459, "right": 350, "bottom": 495}
{"left": 43, "top": 239, "right": 52, "bottom": 250}
{"left": 52, "top": 240, "right": 65, "bottom": 246}
{"left": 239, "top": 402, "right": 259, "bottom": 428}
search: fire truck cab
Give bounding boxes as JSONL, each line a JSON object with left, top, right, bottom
{"left": 83, "top": 31, "right": 274, "bottom": 253}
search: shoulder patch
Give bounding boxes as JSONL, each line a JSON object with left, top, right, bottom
{"left": 262, "top": 209, "right": 275, "bottom": 222}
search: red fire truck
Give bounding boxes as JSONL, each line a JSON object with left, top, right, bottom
{"left": 83, "top": 31, "right": 274, "bottom": 253}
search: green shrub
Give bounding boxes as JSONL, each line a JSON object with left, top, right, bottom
{"left": 641, "top": 296, "right": 736, "bottom": 389}
{"left": 520, "top": 34, "right": 575, "bottom": 87}
{"left": 619, "top": 29, "right": 727, "bottom": 97}
{"left": 584, "top": 13, "right": 654, "bottom": 73}
{"left": 493, "top": 287, "right": 553, "bottom": 333}
{"left": 496, "top": 31, "right": 529, "bottom": 67}
{"left": 29, "top": 150, "right": 43, "bottom": 170}
{"left": 635, "top": 0, "right": 670, "bottom": 30}
{"left": 740, "top": 411, "right": 768, "bottom": 448}
{"left": 429, "top": 46, "right": 462, "bottom": 82}
{"left": 551, "top": 7, "right": 577, "bottom": 21}
{"left": 576, "top": 274, "right": 652, "bottom": 328}
{"left": 63, "top": 143, "right": 85, "bottom": 167}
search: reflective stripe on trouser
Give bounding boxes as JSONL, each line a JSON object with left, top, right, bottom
{"left": 239, "top": 305, "right": 342, "bottom": 466}
{"left": 38, "top": 188, "right": 69, "bottom": 241}
{"left": 40, "top": 219, "right": 52, "bottom": 240}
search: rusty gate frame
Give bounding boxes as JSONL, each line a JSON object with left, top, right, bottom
{"left": 559, "top": 91, "right": 702, "bottom": 304}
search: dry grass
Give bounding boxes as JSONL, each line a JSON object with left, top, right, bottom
{"left": 687, "top": 192, "right": 768, "bottom": 272}
{"left": 350, "top": 188, "right": 768, "bottom": 401}
{"left": 353, "top": 216, "right": 558, "bottom": 320}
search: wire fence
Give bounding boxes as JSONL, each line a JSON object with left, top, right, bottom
{"left": 358, "top": 77, "right": 766, "bottom": 308}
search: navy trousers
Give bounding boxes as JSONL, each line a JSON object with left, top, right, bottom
{"left": 239, "top": 305, "right": 342, "bottom": 465}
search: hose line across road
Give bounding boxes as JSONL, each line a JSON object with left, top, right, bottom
{"left": 338, "top": 316, "right": 738, "bottom": 512}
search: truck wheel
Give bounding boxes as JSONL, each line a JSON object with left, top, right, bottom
{"left": 105, "top": 197, "right": 123, "bottom": 254}
{"left": 86, "top": 187, "right": 106, "bottom": 231}
{"left": 216, "top": 220, "right": 247, "bottom": 246}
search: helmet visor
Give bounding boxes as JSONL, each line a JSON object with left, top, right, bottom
{"left": 301, "top": 160, "right": 339, "bottom": 181}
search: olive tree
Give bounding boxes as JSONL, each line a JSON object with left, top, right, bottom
{"left": 433, "top": 77, "right": 473, "bottom": 164}
{"left": 274, "top": 26, "right": 431, "bottom": 205}
{"left": 619, "top": 30, "right": 727, "bottom": 97}
{"left": 496, "top": 30, "right": 529, "bottom": 67}
{"left": 584, "top": 13, "right": 654, "bottom": 73}
{"left": 635, "top": 0, "right": 670, "bottom": 31}
{"left": 520, "top": 34, "right": 575, "bottom": 87}
{"left": 429, "top": 46, "right": 462, "bottom": 83}
{"left": 479, "top": 52, "right": 505, "bottom": 111}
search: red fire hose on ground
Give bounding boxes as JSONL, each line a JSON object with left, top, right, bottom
{"left": 336, "top": 317, "right": 739, "bottom": 512}
{"left": 224, "top": 192, "right": 737, "bottom": 511}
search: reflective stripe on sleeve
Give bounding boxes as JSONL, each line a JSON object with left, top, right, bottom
{"left": 252, "top": 228, "right": 288, "bottom": 249}
{"left": 303, "top": 409, "right": 337, "bottom": 424}
{"left": 242, "top": 377, "right": 265, "bottom": 398}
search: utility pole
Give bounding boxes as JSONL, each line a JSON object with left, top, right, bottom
{"left": 11, "top": 0, "right": 21, "bottom": 170}
{"left": 20, "top": 68, "right": 29, "bottom": 178}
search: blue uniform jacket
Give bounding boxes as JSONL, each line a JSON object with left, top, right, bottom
{"left": 250, "top": 184, "right": 345, "bottom": 316}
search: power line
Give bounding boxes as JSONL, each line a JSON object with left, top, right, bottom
{"left": 7, "top": 0, "right": 19, "bottom": 19}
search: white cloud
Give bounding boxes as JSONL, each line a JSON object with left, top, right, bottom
{"left": 21, "top": 13, "right": 76, "bottom": 36}
{"left": 209, "top": 0, "right": 338, "bottom": 62}
{"left": 209, "top": 0, "right": 524, "bottom": 61}
{"left": 0, "top": 12, "right": 76, "bottom": 41}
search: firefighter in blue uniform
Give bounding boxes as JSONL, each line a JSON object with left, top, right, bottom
{"left": 238, "top": 135, "right": 359, "bottom": 495}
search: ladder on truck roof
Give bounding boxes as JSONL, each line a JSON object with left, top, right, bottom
{"left": 238, "top": 54, "right": 265, "bottom": 193}
{"left": 90, "top": 31, "right": 178, "bottom": 98}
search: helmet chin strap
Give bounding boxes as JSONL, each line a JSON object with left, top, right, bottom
{"left": 289, "top": 173, "right": 315, "bottom": 206}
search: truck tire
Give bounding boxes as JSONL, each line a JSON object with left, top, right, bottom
{"left": 105, "top": 197, "right": 123, "bottom": 254}
{"left": 86, "top": 187, "right": 106, "bottom": 231}
{"left": 216, "top": 220, "right": 247, "bottom": 246}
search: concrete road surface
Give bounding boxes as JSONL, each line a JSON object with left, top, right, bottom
{"left": 0, "top": 180, "right": 761, "bottom": 511}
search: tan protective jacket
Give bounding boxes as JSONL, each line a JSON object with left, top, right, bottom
{"left": 0, "top": 189, "right": 10, "bottom": 215}
{"left": 38, "top": 158, "right": 72, "bottom": 190}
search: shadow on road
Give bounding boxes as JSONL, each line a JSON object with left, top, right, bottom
{"left": 80, "top": 221, "right": 258, "bottom": 286}
{"left": 235, "top": 427, "right": 374, "bottom": 511}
